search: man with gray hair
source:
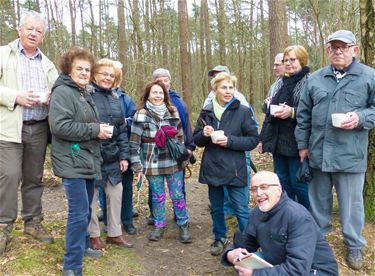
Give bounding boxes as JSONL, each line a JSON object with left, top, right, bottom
{"left": 296, "top": 30, "right": 375, "bottom": 270}
{"left": 222, "top": 171, "right": 338, "bottom": 275}
{"left": 0, "top": 10, "right": 58, "bottom": 254}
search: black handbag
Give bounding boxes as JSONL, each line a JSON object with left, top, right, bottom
{"left": 296, "top": 158, "right": 313, "bottom": 182}
{"left": 165, "top": 136, "right": 190, "bottom": 163}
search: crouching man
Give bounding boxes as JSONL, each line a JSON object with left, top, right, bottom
{"left": 222, "top": 171, "right": 338, "bottom": 275}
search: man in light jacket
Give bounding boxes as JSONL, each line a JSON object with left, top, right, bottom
{"left": 295, "top": 30, "right": 375, "bottom": 270}
{"left": 0, "top": 11, "right": 58, "bottom": 254}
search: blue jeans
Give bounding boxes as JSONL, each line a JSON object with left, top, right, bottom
{"left": 63, "top": 178, "right": 94, "bottom": 270}
{"left": 274, "top": 154, "right": 310, "bottom": 209}
{"left": 224, "top": 152, "right": 251, "bottom": 216}
{"left": 208, "top": 185, "right": 249, "bottom": 241}
{"left": 147, "top": 171, "right": 189, "bottom": 228}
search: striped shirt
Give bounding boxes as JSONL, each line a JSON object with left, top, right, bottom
{"left": 18, "top": 42, "right": 48, "bottom": 121}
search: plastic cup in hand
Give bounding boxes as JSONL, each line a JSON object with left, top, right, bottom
{"left": 107, "top": 125, "right": 114, "bottom": 137}
{"left": 270, "top": 104, "right": 282, "bottom": 116}
{"left": 34, "top": 91, "right": 49, "bottom": 103}
{"left": 331, "top": 113, "right": 347, "bottom": 128}
{"left": 211, "top": 130, "right": 224, "bottom": 143}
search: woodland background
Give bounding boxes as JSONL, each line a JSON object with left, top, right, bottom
{"left": 1, "top": 0, "right": 375, "bottom": 221}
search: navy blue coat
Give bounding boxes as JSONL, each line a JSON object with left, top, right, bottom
{"left": 193, "top": 99, "right": 258, "bottom": 187}
{"left": 91, "top": 83, "right": 129, "bottom": 186}
{"left": 222, "top": 192, "right": 338, "bottom": 275}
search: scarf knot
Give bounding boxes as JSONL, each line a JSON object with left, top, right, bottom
{"left": 155, "top": 125, "right": 178, "bottom": 148}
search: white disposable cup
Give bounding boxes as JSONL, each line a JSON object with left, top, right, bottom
{"left": 331, "top": 113, "right": 347, "bottom": 128}
{"left": 34, "top": 91, "right": 49, "bottom": 103}
{"left": 107, "top": 125, "right": 114, "bottom": 137}
{"left": 270, "top": 104, "right": 282, "bottom": 115}
{"left": 211, "top": 130, "right": 224, "bottom": 143}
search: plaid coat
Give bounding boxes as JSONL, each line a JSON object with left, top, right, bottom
{"left": 129, "top": 106, "right": 184, "bottom": 176}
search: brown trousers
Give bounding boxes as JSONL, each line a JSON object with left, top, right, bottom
{"left": 0, "top": 121, "right": 48, "bottom": 223}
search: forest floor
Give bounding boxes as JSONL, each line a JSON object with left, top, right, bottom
{"left": 0, "top": 150, "right": 374, "bottom": 276}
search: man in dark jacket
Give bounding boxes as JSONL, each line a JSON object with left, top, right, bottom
{"left": 222, "top": 171, "right": 338, "bottom": 276}
{"left": 295, "top": 30, "right": 375, "bottom": 270}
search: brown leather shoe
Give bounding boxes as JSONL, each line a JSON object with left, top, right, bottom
{"left": 106, "top": 235, "right": 133, "bottom": 248}
{"left": 90, "top": 237, "right": 105, "bottom": 250}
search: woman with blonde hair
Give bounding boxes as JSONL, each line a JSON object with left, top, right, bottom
{"left": 87, "top": 58, "right": 133, "bottom": 249}
{"left": 260, "top": 45, "right": 311, "bottom": 209}
{"left": 193, "top": 72, "right": 259, "bottom": 256}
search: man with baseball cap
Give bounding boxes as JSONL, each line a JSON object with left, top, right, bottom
{"left": 222, "top": 171, "right": 338, "bottom": 275}
{"left": 296, "top": 30, "right": 375, "bottom": 270}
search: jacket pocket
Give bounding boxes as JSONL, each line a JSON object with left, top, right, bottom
{"left": 312, "top": 90, "right": 327, "bottom": 105}
{"left": 344, "top": 89, "right": 367, "bottom": 109}
{"left": 72, "top": 148, "right": 95, "bottom": 170}
{"left": 311, "top": 91, "right": 328, "bottom": 126}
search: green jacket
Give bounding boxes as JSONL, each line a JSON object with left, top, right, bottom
{"left": 0, "top": 39, "right": 58, "bottom": 143}
{"left": 295, "top": 59, "right": 375, "bottom": 173}
{"left": 48, "top": 74, "right": 102, "bottom": 179}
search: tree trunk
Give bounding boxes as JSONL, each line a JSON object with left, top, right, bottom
{"left": 178, "top": 0, "right": 192, "bottom": 111}
{"left": 199, "top": 0, "right": 208, "bottom": 99}
{"left": 216, "top": 0, "right": 226, "bottom": 65}
{"left": 69, "top": 0, "right": 76, "bottom": 46}
{"left": 78, "top": 0, "right": 86, "bottom": 47}
{"left": 248, "top": 0, "right": 255, "bottom": 105}
{"left": 260, "top": 0, "right": 269, "bottom": 98}
{"left": 118, "top": 0, "right": 127, "bottom": 82}
{"left": 360, "top": 0, "right": 375, "bottom": 222}
{"left": 232, "top": 0, "right": 244, "bottom": 90}
{"left": 88, "top": 1, "right": 97, "bottom": 55}
{"left": 308, "top": 0, "right": 326, "bottom": 67}
{"left": 268, "top": 0, "right": 288, "bottom": 78}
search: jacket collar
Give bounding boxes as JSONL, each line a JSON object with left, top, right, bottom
{"left": 259, "top": 191, "right": 288, "bottom": 222}
{"left": 322, "top": 58, "right": 361, "bottom": 78}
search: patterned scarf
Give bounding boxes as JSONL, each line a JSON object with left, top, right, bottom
{"left": 146, "top": 100, "right": 167, "bottom": 119}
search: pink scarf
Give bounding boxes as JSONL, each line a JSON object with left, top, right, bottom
{"left": 155, "top": 125, "right": 178, "bottom": 148}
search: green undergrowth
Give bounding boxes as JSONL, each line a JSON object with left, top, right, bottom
{"left": 0, "top": 220, "right": 141, "bottom": 276}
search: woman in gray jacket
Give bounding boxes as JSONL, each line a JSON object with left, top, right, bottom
{"left": 49, "top": 48, "right": 112, "bottom": 276}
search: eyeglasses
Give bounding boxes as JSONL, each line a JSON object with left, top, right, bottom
{"left": 97, "top": 72, "right": 115, "bottom": 79}
{"left": 328, "top": 45, "right": 354, "bottom": 53}
{"left": 250, "top": 184, "right": 280, "bottom": 193}
{"left": 274, "top": 63, "right": 283, "bottom": 67}
{"left": 282, "top": 58, "right": 297, "bottom": 64}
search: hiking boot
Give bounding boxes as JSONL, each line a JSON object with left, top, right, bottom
{"left": 106, "top": 235, "right": 133, "bottom": 248}
{"left": 24, "top": 217, "right": 54, "bottom": 243}
{"left": 210, "top": 237, "right": 229, "bottom": 256}
{"left": 63, "top": 268, "right": 83, "bottom": 276}
{"left": 90, "top": 237, "right": 105, "bottom": 250}
{"left": 132, "top": 208, "right": 139, "bottom": 218}
{"left": 179, "top": 223, "right": 192, "bottom": 244}
{"left": 146, "top": 215, "right": 154, "bottom": 226}
{"left": 0, "top": 223, "right": 13, "bottom": 255}
{"left": 123, "top": 224, "right": 137, "bottom": 235}
{"left": 148, "top": 227, "right": 165, "bottom": 241}
{"left": 346, "top": 248, "right": 363, "bottom": 270}
{"left": 84, "top": 247, "right": 103, "bottom": 258}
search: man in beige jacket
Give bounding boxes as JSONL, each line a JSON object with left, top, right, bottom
{"left": 0, "top": 11, "right": 58, "bottom": 254}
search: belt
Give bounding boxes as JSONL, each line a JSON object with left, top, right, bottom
{"left": 23, "top": 118, "right": 48, "bottom": 125}
{"left": 142, "top": 137, "right": 155, "bottom": 143}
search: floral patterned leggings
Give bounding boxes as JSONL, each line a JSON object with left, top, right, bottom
{"left": 146, "top": 171, "right": 189, "bottom": 228}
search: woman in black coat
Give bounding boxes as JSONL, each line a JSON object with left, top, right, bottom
{"left": 260, "top": 45, "right": 310, "bottom": 209}
{"left": 87, "top": 58, "right": 133, "bottom": 249}
{"left": 193, "top": 72, "right": 259, "bottom": 256}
